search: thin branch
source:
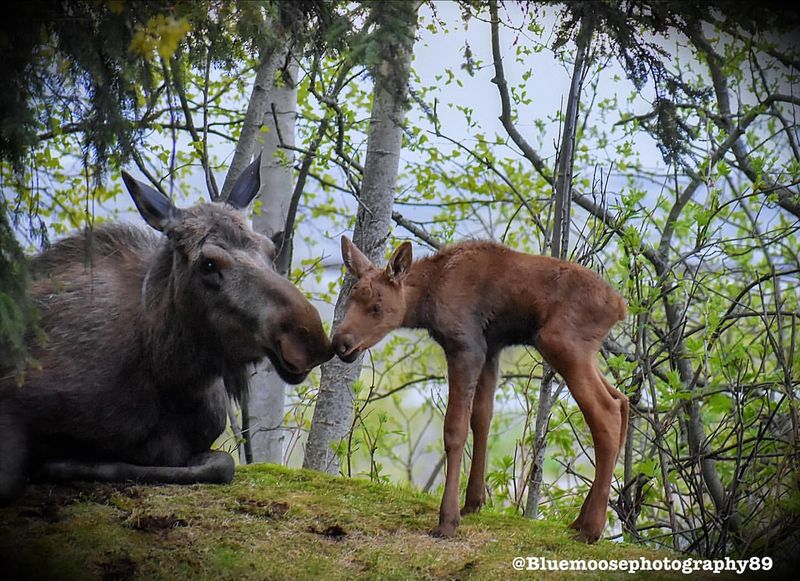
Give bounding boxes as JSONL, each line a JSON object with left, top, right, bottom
{"left": 391, "top": 211, "right": 442, "bottom": 250}
{"left": 489, "top": 0, "right": 552, "bottom": 183}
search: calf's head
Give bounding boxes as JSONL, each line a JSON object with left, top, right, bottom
{"left": 122, "top": 159, "right": 332, "bottom": 383}
{"left": 332, "top": 236, "right": 412, "bottom": 363}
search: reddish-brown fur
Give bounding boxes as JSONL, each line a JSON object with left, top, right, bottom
{"left": 333, "top": 237, "right": 628, "bottom": 542}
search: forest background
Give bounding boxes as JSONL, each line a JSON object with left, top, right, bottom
{"left": 1, "top": 0, "right": 798, "bottom": 563}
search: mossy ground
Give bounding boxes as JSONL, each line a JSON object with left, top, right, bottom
{"left": 1, "top": 465, "right": 738, "bottom": 580}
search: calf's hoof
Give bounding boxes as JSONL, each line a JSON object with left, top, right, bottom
{"left": 570, "top": 521, "right": 603, "bottom": 544}
{"left": 430, "top": 521, "right": 459, "bottom": 538}
{"left": 460, "top": 502, "right": 483, "bottom": 516}
{"left": 569, "top": 513, "right": 604, "bottom": 543}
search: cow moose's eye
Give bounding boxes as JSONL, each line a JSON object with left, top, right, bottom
{"left": 199, "top": 257, "right": 218, "bottom": 275}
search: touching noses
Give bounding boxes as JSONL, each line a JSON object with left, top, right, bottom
{"left": 332, "top": 332, "right": 355, "bottom": 358}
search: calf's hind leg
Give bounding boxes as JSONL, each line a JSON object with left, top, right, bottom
{"left": 597, "top": 369, "right": 629, "bottom": 455}
{"left": 568, "top": 365, "right": 629, "bottom": 536}
{"left": 537, "top": 331, "right": 623, "bottom": 543}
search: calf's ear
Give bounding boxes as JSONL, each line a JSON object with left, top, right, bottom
{"left": 386, "top": 241, "right": 412, "bottom": 283}
{"left": 122, "top": 172, "right": 182, "bottom": 232}
{"left": 341, "top": 236, "right": 373, "bottom": 279}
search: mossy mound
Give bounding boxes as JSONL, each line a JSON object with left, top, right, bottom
{"left": 0, "top": 464, "right": 726, "bottom": 580}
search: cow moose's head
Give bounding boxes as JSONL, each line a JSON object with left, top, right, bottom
{"left": 122, "top": 158, "right": 332, "bottom": 384}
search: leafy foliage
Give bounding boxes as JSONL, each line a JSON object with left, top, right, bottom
{"left": 0, "top": 197, "right": 38, "bottom": 381}
{"left": 2, "top": 0, "right": 799, "bottom": 566}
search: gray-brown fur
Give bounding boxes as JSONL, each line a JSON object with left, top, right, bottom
{"left": 0, "top": 159, "right": 332, "bottom": 503}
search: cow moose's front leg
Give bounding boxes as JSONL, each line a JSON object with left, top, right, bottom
{"left": 462, "top": 354, "right": 499, "bottom": 516}
{"left": 36, "top": 450, "right": 235, "bottom": 485}
{"left": 431, "top": 348, "right": 485, "bottom": 538}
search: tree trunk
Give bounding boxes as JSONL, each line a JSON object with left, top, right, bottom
{"left": 219, "top": 45, "right": 281, "bottom": 200}
{"left": 303, "top": 1, "right": 420, "bottom": 474}
{"left": 215, "top": 42, "right": 282, "bottom": 464}
{"left": 662, "top": 292, "right": 740, "bottom": 538}
{"left": 524, "top": 10, "right": 594, "bottom": 519}
{"left": 218, "top": 39, "right": 295, "bottom": 465}
{"left": 523, "top": 369, "right": 556, "bottom": 518}
{"left": 246, "top": 44, "right": 299, "bottom": 464}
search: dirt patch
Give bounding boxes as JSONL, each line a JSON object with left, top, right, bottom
{"left": 98, "top": 554, "right": 137, "bottom": 581}
{"left": 233, "top": 499, "right": 290, "bottom": 520}
{"left": 451, "top": 559, "right": 479, "bottom": 580}
{"left": 126, "top": 514, "right": 188, "bottom": 532}
{"left": 13, "top": 484, "right": 86, "bottom": 522}
{"left": 20, "top": 483, "right": 83, "bottom": 506}
{"left": 309, "top": 523, "right": 348, "bottom": 541}
{"left": 12, "top": 482, "right": 145, "bottom": 524}
{"left": 17, "top": 502, "right": 62, "bottom": 523}
{"left": 90, "top": 483, "right": 143, "bottom": 502}
{"left": 21, "top": 482, "right": 142, "bottom": 504}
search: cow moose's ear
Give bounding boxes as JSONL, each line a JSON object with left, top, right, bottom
{"left": 226, "top": 153, "right": 262, "bottom": 210}
{"left": 271, "top": 230, "right": 285, "bottom": 252}
{"left": 341, "top": 236, "right": 373, "bottom": 279}
{"left": 122, "top": 172, "right": 182, "bottom": 232}
{"left": 386, "top": 241, "right": 412, "bottom": 283}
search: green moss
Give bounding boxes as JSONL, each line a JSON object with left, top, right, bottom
{"left": 0, "top": 465, "right": 728, "bottom": 580}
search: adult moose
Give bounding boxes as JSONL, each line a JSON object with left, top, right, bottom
{"left": 0, "top": 158, "right": 332, "bottom": 504}
{"left": 332, "top": 236, "right": 628, "bottom": 542}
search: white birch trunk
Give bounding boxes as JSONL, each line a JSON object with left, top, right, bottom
{"left": 303, "top": 2, "right": 421, "bottom": 474}
{"left": 247, "top": 45, "right": 299, "bottom": 464}
{"left": 218, "top": 43, "right": 280, "bottom": 465}
{"left": 220, "top": 47, "right": 281, "bottom": 200}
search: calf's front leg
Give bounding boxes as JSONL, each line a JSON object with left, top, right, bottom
{"left": 462, "top": 354, "right": 499, "bottom": 515}
{"left": 431, "top": 348, "right": 484, "bottom": 538}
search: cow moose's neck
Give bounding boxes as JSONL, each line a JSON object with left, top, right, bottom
{"left": 137, "top": 204, "right": 254, "bottom": 397}
{"left": 141, "top": 288, "right": 225, "bottom": 395}
{"left": 139, "top": 262, "right": 219, "bottom": 396}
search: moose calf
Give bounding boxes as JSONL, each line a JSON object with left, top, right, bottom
{"left": 332, "top": 236, "right": 628, "bottom": 543}
{"left": 0, "top": 158, "right": 332, "bottom": 503}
